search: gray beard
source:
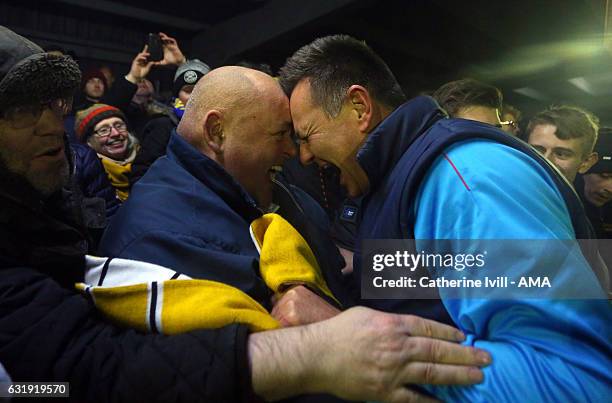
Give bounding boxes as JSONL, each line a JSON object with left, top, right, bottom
{"left": 27, "top": 159, "right": 70, "bottom": 198}
{"left": 0, "top": 150, "right": 70, "bottom": 199}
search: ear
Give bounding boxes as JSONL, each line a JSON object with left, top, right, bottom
{"left": 578, "top": 152, "right": 598, "bottom": 174}
{"left": 346, "top": 85, "right": 373, "bottom": 133}
{"left": 202, "top": 110, "right": 224, "bottom": 154}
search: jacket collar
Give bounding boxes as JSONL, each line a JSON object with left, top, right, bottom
{"left": 356, "top": 96, "right": 446, "bottom": 193}
{"left": 166, "top": 130, "right": 263, "bottom": 222}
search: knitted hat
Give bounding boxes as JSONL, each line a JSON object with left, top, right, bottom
{"left": 74, "top": 103, "right": 126, "bottom": 142}
{"left": 173, "top": 59, "right": 210, "bottom": 96}
{"left": 81, "top": 68, "right": 107, "bottom": 91}
{"left": 0, "top": 25, "right": 81, "bottom": 113}
{"left": 589, "top": 128, "right": 612, "bottom": 174}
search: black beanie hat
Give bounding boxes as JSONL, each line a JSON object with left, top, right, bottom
{"left": 172, "top": 59, "right": 211, "bottom": 96}
{"left": 0, "top": 25, "right": 81, "bottom": 113}
{"left": 589, "top": 128, "right": 612, "bottom": 174}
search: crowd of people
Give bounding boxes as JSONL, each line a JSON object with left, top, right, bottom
{"left": 0, "top": 24, "right": 610, "bottom": 402}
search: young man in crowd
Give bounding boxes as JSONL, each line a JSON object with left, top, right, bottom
{"left": 0, "top": 26, "right": 490, "bottom": 403}
{"left": 279, "top": 34, "right": 611, "bottom": 402}
{"left": 433, "top": 78, "right": 505, "bottom": 127}
{"left": 526, "top": 105, "right": 599, "bottom": 183}
{"left": 576, "top": 128, "right": 612, "bottom": 290}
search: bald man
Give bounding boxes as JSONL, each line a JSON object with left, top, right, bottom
{"left": 99, "top": 66, "right": 353, "bottom": 324}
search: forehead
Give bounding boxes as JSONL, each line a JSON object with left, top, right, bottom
{"left": 256, "top": 85, "right": 291, "bottom": 125}
{"left": 528, "top": 124, "right": 584, "bottom": 150}
{"left": 94, "top": 116, "right": 124, "bottom": 129}
{"left": 289, "top": 80, "right": 327, "bottom": 129}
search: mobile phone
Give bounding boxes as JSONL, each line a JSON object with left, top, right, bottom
{"left": 147, "top": 33, "right": 163, "bottom": 62}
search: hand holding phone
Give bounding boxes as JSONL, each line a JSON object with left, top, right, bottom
{"left": 147, "top": 33, "right": 163, "bottom": 62}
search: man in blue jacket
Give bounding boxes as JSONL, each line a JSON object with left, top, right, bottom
{"left": 280, "top": 34, "right": 611, "bottom": 402}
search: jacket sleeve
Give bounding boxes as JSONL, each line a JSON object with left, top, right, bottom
{"left": 129, "top": 117, "right": 174, "bottom": 187}
{"left": 413, "top": 140, "right": 612, "bottom": 402}
{"left": 0, "top": 266, "right": 254, "bottom": 403}
{"left": 71, "top": 143, "right": 121, "bottom": 219}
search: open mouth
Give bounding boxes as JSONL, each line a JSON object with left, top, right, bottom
{"left": 268, "top": 165, "right": 283, "bottom": 179}
{"left": 107, "top": 138, "right": 125, "bottom": 147}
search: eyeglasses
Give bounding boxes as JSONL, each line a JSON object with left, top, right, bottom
{"left": 93, "top": 121, "right": 128, "bottom": 137}
{"left": 2, "top": 97, "right": 73, "bottom": 129}
{"left": 495, "top": 119, "right": 515, "bottom": 128}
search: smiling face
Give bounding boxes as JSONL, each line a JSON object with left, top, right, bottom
{"left": 528, "top": 123, "right": 597, "bottom": 182}
{"left": 88, "top": 117, "right": 130, "bottom": 160}
{"left": 0, "top": 107, "right": 69, "bottom": 197}
{"left": 221, "top": 85, "right": 296, "bottom": 207}
{"left": 289, "top": 79, "right": 369, "bottom": 197}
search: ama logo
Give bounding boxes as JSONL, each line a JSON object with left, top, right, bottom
{"left": 518, "top": 277, "right": 551, "bottom": 287}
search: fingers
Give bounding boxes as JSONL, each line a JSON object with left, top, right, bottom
{"left": 400, "top": 362, "right": 484, "bottom": 386}
{"left": 142, "top": 44, "right": 148, "bottom": 53}
{"left": 159, "top": 32, "right": 177, "bottom": 45}
{"left": 404, "top": 337, "right": 491, "bottom": 366}
{"left": 399, "top": 315, "right": 466, "bottom": 342}
{"left": 385, "top": 387, "right": 440, "bottom": 403}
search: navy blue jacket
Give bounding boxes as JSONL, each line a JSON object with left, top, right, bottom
{"left": 100, "top": 131, "right": 353, "bottom": 309}
{"left": 0, "top": 166, "right": 253, "bottom": 402}
{"left": 71, "top": 142, "right": 120, "bottom": 219}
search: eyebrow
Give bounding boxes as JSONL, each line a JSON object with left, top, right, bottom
{"left": 552, "top": 147, "right": 575, "bottom": 155}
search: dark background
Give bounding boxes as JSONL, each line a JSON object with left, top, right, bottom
{"left": 1, "top": 0, "right": 610, "bottom": 125}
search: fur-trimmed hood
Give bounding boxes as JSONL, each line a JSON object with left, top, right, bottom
{"left": 0, "top": 25, "right": 80, "bottom": 112}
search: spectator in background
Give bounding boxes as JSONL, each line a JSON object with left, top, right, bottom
{"left": 500, "top": 103, "right": 521, "bottom": 136}
{"left": 433, "top": 78, "right": 504, "bottom": 126}
{"left": 171, "top": 59, "right": 211, "bottom": 121}
{"left": 80, "top": 68, "right": 107, "bottom": 104}
{"left": 576, "top": 129, "right": 612, "bottom": 289}
{"left": 99, "top": 64, "right": 115, "bottom": 89}
{"left": 75, "top": 104, "right": 139, "bottom": 201}
{"left": 526, "top": 105, "right": 599, "bottom": 183}
{"left": 129, "top": 58, "right": 210, "bottom": 186}
{"left": 125, "top": 32, "right": 189, "bottom": 138}
{"left": 128, "top": 78, "right": 174, "bottom": 138}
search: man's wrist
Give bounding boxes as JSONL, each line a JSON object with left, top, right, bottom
{"left": 248, "top": 324, "right": 328, "bottom": 400}
{"left": 125, "top": 73, "right": 142, "bottom": 84}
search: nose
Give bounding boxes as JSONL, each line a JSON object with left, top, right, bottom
{"left": 299, "top": 143, "right": 315, "bottom": 165}
{"left": 282, "top": 135, "right": 297, "bottom": 159}
{"left": 109, "top": 126, "right": 124, "bottom": 137}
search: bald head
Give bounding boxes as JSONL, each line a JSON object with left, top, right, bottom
{"left": 177, "top": 66, "right": 283, "bottom": 147}
{"left": 176, "top": 66, "right": 296, "bottom": 207}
